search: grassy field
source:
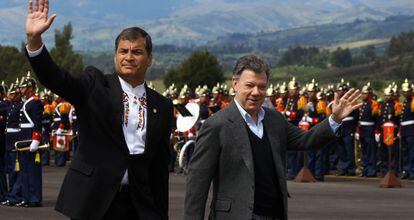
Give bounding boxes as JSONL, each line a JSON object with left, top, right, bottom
{"left": 324, "top": 38, "right": 389, "bottom": 51}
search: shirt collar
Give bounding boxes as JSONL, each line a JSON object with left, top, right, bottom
{"left": 234, "top": 99, "right": 265, "bottom": 125}
{"left": 118, "top": 76, "right": 146, "bottom": 97}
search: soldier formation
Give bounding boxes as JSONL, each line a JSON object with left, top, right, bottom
{"left": 166, "top": 78, "right": 414, "bottom": 181}
{"left": 1, "top": 74, "right": 413, "bottom": 207}
{"left": 0, "top": 72, "right": 78, "bottom": 207}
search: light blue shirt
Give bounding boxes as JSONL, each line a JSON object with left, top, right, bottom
{"left": 234, "top": 100, "right": 265, "bottom": 138}
{"left": 234, "top": 99, "right": 341, "bottom": 139}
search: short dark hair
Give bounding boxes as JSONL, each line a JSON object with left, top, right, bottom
{"left": 115, "top": 27, "right": 152, "bottom": 55}
{"left": 232, "top": 55, "right": 270, "bottom": 79}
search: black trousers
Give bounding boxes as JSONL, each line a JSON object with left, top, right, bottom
{"left": 72, "top": 185, "right": 139, "bottom": 220}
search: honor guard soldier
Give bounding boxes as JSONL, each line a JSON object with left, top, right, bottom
{"left": 211, "top": 83, "right": 223, "bottom": 111}
{"left": 0, "top": 82, "right": 10, "bottom": 201}
{"left": 51, "top": 96, "right": 72, "bottom": 167}
{"left": 400, "top": 79, "right": 414, "bottom": 179}
{"left": 197, "top": 86, "right": 212, "bottom": 124}
{"left": 263, "top": 84, "right": 276, "bottom": 109}
{"left": 304, "top": 80, "right": 329, "bottom": 181}
{"left": 69, "top": 105, "right": 79, "bottom": 158}
{"left": 336, "top": 79, "right": 359, "bottom": 176}
{"left": 220, "top": 84, "right": 230, "bottom": 109}
{"left": 275, "top": 82, "right": 288, "bottom": 113}
{"left": 40, "top": 89, "right": 53, "bottom": 165}
{"left": 17, "top": 73, "right": 44, "bottom": 207}
{"left": 378, "top": 85, "right": 401, "bottom": 176}
{"left": 356, "top": 82, "right": 380, "bottom": 177}
{"left": 1, "top": 81, "right": 23, "bottom": 206}
{"left": 325, "top": 85, "right": 338, "bottom": 173}
{"left": 285, "top": 77, "right": 307, "bottom": 179}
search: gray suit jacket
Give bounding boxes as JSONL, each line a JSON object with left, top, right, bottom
{"left": 184, "top": 101, "right": 337, "bottom": 220}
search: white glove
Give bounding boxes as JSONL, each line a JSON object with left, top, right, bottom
{"left": 56, "top": 128, "right": 63, "bottom": 135}
{"left": 285, "top": 111, "right": 291, "bottom": 116}
{"left": 29, "top": 140, "right": 40, "bottom": 152}
{"left": 375, "top": 133, "right": 380, "bottom": 143}
{"left": 355, "top": 133, "right": 359, "bottom": 141}
{"left": 306, "top": 102, "right": 314, "bottom": 112}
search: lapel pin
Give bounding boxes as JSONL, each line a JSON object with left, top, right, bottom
{"left": 153, "top": 108, "right": 157, "bottom": 114}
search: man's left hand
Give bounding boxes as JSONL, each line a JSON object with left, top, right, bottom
{"left": 331, "top": 88, "right": 362, "bottom": 123}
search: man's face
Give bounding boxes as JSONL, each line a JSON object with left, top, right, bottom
{"left": 288, "top": 89, "right": 297, "bottom": 97}
{"left": 403, "top": 91, "right": 412, "bottom": 98}
{"left": 232, "top": 69, "right": 267, "bottom": 115}
{"left": 114, "top": 39, "right": 152, "bottom": 83}
{"left": 200, "top": 95, "right": 208, "bottom": 104}
{"left": 307, "top": 91, "right": 316, "bottom": 100}
{"left": 19, "top": 87, "right": 31, "bottom": 96}
{"left": 337, "top": 90, "right": 345, "bottom": 98}
{"left": 361, "top": 93, "right": 370, "bottom": 101}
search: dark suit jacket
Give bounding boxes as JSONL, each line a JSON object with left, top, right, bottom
{"left": 27, "top": 48, "right": 173, "bottom": 220}
{"left": 184, "top": 101, "right": 337, "bottom": 220}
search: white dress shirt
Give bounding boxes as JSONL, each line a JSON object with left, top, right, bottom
{"left": 118, "top": 76, "right": 147, "bottom": 184}
{"left": 234, "top": 99, "right": 341, "bottom": 139}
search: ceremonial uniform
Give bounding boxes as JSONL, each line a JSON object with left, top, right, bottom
{"left": 69, "top": 106, "right": 79, "bottom": 158}
{"left": 0, "top": 97, "right": 10, "bottom": 200}
{"left": 40, "top": 103, "right": 53, "bottom": 165}
{"left": 337, "top": 109, "right": 358, "bottom": 175}
{"left": 378, "top": 97, "right": 400, "bottom": 175}
{"left": 17, "top": 93, "right": 44, "bottom": 206}
{"left": 400, "top": 80, "right": 414, "bottom": 179}
{"left": 306, "top": 96, "right": 329, "bottom": 181}
{"left": 285, "top": 95, "right": 306, "bottom": 179}
{"left": 51, "top": 101, "right": 71, "bottom": 167}
{"left": 4, "top": 101, "right": 22, "bottom": 192}
{"left": 358, "top": 98, "right": 380, "bottom": 177}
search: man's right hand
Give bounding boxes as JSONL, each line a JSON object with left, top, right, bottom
{"left": 26, "top": 0, "right": 56, "bottom": 51}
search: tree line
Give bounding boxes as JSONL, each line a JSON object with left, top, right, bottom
{"left": 0, "top": 22, "right": 83, "bottom": 84}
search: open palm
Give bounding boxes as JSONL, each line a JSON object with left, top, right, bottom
{"left": 26, "top": 0, "right": 56, "bottom": 37}
{"left": 331, "top": 88, "right": 362, "bottom": 123}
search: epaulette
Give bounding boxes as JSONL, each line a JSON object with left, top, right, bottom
{"left": 316, "top": 100, "right": 327, "bottom": 115}
{"left": 297, "top": 96, "right": 307, "bottom": 110}
{"left": 394, "top": 101, "right": 403, "bottom": 116}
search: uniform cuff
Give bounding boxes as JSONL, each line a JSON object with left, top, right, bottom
{"left": 32, "top": 131, "right": 42, "bottom": 141}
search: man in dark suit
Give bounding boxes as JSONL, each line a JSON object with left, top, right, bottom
{"left": 184, "top": 55, "right": 362, "bottom": 220}
{"left": 25, "top": 0, "right": 173, "bottom": 219}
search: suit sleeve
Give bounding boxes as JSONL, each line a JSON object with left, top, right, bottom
{"left": 151, "top": 100, "right": 173, "bottom": 220}
{"left": 184, "top": 118, "right": 221, "bottom": 220}
{"left": 286, "top": 115, "right": 338, "bottom": 151}
{"left": 26, "top": 47, "right": 95, "bottom": 106}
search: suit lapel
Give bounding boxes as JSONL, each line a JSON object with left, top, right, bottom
{"left": 228, "top": 101, "right": 254, "bottom": 179}
{"left": 144, "top": 85, "right": 160, "bottom": 155}
{"left": 263, "top": 109, "right": 285, "bottom": 178}
{"left": 106, "top": 74, "right": 129, "bottom": 154}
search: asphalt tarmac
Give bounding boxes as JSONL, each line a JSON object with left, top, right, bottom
{"left": 0, "top": 165, "right": 413, "bottom": 220}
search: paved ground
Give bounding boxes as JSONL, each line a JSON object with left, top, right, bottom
{"left": 1, "top": 165, "right": 413, "bottom": 220}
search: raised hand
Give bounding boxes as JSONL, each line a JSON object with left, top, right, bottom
{"left": 26, "top": 0, "right": 56, "bottom": 50}
{"left": 331, "top": 88, "right": 362, "bottom": 123}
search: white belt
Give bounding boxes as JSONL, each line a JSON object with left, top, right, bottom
{"left": 6, "top": 128, "right": 20, "bottom": 133}
{"left": 72, "top": 117, "right": 77, "bottom": 120}
{"left": 342, "top": 117, "right": 354, "bottom": 122}
{"left": 401, "top": 120, "right": 414, "bottom": 126}
{"left": 53, "top": 118, "right": 61, "bottom": 122}
{"left": 359, "top": 121, "right": 375, "bottom": 126}
{"left": 20, "top": 123, "right": 34, "bottom": 128}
